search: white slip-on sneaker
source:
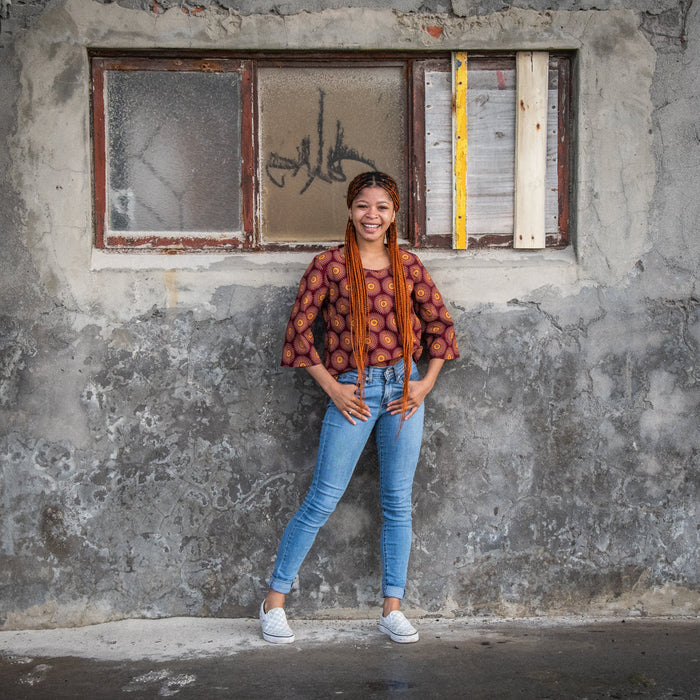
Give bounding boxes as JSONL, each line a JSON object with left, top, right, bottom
{"left": 379, "top": 610, "right": 419, "bottom": 643}
{"left": 259, "top": 601, "right": 295, "bottom": 644}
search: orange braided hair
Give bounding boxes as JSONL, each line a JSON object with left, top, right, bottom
{"left": 344, "top": 172, "right": 414, "bottom": 421}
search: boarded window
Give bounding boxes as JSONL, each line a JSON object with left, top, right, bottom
{"left": 423, "top": 53, "right": 570, "bottom": 249}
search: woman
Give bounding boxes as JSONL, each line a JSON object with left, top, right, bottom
{"left": 260, "top": 172, "right": 459, "bottom": 644}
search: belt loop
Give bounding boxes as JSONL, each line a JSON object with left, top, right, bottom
{"left": 395, "top": 359, "right": 405, "bottom": 383}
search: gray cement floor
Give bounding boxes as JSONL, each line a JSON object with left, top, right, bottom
{"left": 0, "top": 616, "right": 698, "bottom": 699}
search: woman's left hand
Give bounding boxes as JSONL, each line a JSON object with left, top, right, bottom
{"left": 387, "top": 378, "right": 433, "bottom": 419}
{"left": 386, "top": 358, "right": 445, "bottom": 419}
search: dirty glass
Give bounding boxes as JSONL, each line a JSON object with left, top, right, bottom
{"left": 466, "top": 63, "right": 559, "bottom": 236}
{"left": 106, "top": 70, "right": 241, "bottom": 234}
{"left": 258, "top": 66, "right": 407, "bottom": 242}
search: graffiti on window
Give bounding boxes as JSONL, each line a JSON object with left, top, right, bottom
{"left": 266, "top": 89, "right": 376, "bottom": 194}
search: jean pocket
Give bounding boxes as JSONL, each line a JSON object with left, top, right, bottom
{"left": 336, "top": 370, "right": 359, "bottom": 386}
{"left": 394, "top": 361, "right": 421, "bottom": 384}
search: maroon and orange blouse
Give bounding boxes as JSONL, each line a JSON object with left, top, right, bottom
{"left": 281, "top": 246, "right": 459, "bottom": 376}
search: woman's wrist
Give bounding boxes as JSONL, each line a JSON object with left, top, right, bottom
{"left": 305, "top": 364, "right": 338, "bottom": 397}
{"left": 422, "top": 358, "right": 445, "bottom": 386}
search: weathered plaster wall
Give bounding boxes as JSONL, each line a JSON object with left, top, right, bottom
{"left": 0, "top": 0, "right": 698, "bottom": 629}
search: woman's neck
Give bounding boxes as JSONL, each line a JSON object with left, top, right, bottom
{"left": 356, "top": 238, "right": 391, "bottom": 270}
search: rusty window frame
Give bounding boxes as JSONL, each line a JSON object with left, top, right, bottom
{"left": 91, "top": 56, "right": 255, "bottom": 250}
{"left": 90, "top": 51, "right": 573, "bottom": 252}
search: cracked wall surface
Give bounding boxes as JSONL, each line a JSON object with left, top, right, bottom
{"left": 0, "top": 0, "right": 698, "bottom": 629}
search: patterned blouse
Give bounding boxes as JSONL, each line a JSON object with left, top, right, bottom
{"left": 281, "top": 246, "right": 459, "bottom": 376}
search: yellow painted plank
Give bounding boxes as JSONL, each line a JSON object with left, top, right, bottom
{"left": 514, "top": 51, "right": 548, "bottom": 249}
{"left": 453, "top": 52, "right": 468, "bottom": 249}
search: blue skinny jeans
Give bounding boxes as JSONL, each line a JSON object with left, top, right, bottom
{"left": 269, "top": 361, "right": 424, "bottom": 600}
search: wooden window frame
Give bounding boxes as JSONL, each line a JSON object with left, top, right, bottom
{"left": 91, "top": 55, "right": 256, "bottom": 250}
{"left": 90, "top": 50, "right": 573, "bottom": 253}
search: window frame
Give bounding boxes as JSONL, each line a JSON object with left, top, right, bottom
{"left": 418, "top": 52, "right": 573, "bottom": 250}
{"left": 90, "top": 50, "right": 573, "bottom": 253}
{"left": 253, "top": 56, "right": 414, "bottom": 248}
{"left": 91, "top": 55, "right": 256, "bottom": 250}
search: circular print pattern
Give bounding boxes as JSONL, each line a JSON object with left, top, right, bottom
{"left": 281, "top": 246, "right": 459, "bottom": 376}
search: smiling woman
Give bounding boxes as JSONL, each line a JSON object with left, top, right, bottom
{"left": 349, "top": 186, "right": 396, "bottom": 253}
{"left": 261, "top": 171, "right": 460, "bottom": 645}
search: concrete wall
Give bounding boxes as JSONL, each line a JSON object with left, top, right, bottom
{"left": 1, "top": 0, "right": 698, "bottom": 629}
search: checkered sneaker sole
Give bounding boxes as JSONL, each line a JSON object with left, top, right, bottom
{"left": 260, "top": 601, "right": 295, "bottom": 644}
{"left": 379, "top": 610, "right": 419, "bottom": 643}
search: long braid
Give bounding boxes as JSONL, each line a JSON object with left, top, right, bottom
{"left": 344, "top": 217, "right": 369, "bottom": 398}
{"left": 387, "top": 220, "right": 414, "bottom": 423}
{"left": 345, "top": 172, "right": 414, "bottom": 420}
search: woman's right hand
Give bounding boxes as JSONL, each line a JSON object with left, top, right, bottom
{"left": 305, "top": 364, "right": 371, "bottom": 425}
{"left": 328, "top": 381, "right": 371, "bottom": 425}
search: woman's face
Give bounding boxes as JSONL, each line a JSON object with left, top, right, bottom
{"left": 349, "top": 186, "right": 396, "bottom": 245}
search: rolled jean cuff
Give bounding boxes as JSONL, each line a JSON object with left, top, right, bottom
{"left": 383, "top": 584, "right": 405, "bottom": 599}
{"left": 268, "top": 576, "right": 294, "bottom": 595}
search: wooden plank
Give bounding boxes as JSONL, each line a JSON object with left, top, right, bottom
{"left": 545, "top": 61, "right": 559, "bottom": 236}
{"left": 557, "top": 55, "right": 572, "bottom": 246}
{"left": 453, "top": 51, "right": 468, "bottom": 249}
{"left": 424, "top": 67, "right": 453, "bottom": 239}
{"left": 466, "top": 67, "right": 515, "bottom": 234}
{"left": 514, "top": 51, "right": 548, "bottom": 249}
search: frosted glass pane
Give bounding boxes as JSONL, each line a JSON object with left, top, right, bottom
{"left": 106, "top": 70, "right": 241, "bottom": 233}
{"left": 259, "top": 66, "right": 407, "bottom": 242}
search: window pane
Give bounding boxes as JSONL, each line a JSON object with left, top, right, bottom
{"left": 259, "top": 66, "right": 407, "bottom": 242}
{"left": 106, "top": 70, "right": 242, "bottom": 234}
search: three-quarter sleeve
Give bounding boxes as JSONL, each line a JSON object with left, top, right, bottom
{"left": 409, "top": 258, "right": 460, "bottom": 361}
{"left": 281, "top": 256, "right": 328, "bottom": 369}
